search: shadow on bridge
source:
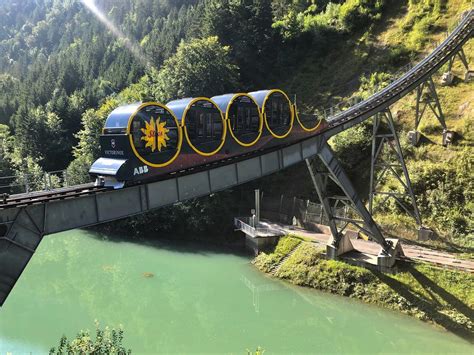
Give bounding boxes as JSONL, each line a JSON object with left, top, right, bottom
{"left": 371, "top": 266, "right": 474, "bottom": 343}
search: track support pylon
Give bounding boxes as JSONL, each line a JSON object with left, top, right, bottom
{"left": 369, "top": 108, "right": 432, "bottom": 240}
{"left": 305, "top": 139, "right": 402, "bottom": 268}
{"left": 411, "top": 75, "right": 452, "bottom": 146}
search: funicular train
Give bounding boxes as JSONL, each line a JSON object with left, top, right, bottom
{"left": 89, "top": 89, "right": 326, "bottom": 188}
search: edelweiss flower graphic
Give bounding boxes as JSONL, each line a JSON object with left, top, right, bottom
{"left": 141, "top": 117, "right": 170, "bottom": 152}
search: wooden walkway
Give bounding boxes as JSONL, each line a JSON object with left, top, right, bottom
{"left": 273, "top": 224, "right": 474, "bottom": 273}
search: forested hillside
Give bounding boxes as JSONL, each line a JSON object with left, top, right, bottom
{"left": 0, "top": 0, "right": 472, "bottom": 245}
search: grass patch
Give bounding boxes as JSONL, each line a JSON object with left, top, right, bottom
{"left": 254, "top": 236, "right": 474, "bottom": 341}
{"left": 253, "top": 236, "right": 301, "bottom": 273}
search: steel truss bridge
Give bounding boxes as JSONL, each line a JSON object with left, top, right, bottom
{"left": 0, "top": 11, "right": 472, "bottom": 306}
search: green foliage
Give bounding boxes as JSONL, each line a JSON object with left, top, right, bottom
{"left": 49, "top": 323, "right": 131, "bottom": 355}
{"left": 338, "top": 0, "right": 384, "bottom": 31}
{"left": 0, "top": 124, "right": 13, "bottom": 176}
{"left": 397, "top": 0, "right": 446, "bottom": 50}
{"left": 272, "top": 0, "right": 385, "bottom": 39}
{"left": 409, "top": 152, "right": 473, "bottom": 242}
{"left": 329, "top": 121, "right": 372, "bottom": 172}
{"left": 253, "top": 236, "right": 301, "bottom": 272}
{"left": 9, "top": 105, "right": 67, "bottom": 170}
{"left": 247, "top": 346, "right": 265, "bottom": 355}
{"left": 147, "top": 36, "right": 239, "bottom": 102}
{"left": 200, "top": 0, "right": 275, "bottom": 85}
{"left": 356, "top": 71, "right": 393, "bottom": 99}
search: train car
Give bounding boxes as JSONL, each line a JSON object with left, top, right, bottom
{"left": 89, "top": 89, "right": 326, "bottom": 188}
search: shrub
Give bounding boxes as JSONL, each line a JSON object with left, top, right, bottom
{"left": 49, "top": 323, "right": 131, "bottom": 355}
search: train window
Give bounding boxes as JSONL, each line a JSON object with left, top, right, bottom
{"left": 182, "top": 100, "right": 224, "bottom": 154}
{"left": 207, "top": 113, "right": 213, "bottom": 138}
{"left": 251, "top": 109, "right": 259, "bottom": 130}
{"left": 236, "top": 106, "right": 243, "bottom": 130}
{"left": 245, "top": 108, "right": 251, "bottom": 130}
{"left": 264, "top": 92, "right": 292, "bottom": 137}
{"left": 213, "top": 113, "right": 222, "bottom": 138}
{"left": 132, "top": 120, "right": 144, "bottom": 148}
{"left": 198, "top": 113, "right": 205, "bottom": 137}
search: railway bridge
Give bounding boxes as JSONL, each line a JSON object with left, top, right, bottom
{"left": 0, "top": 10, "right": 472, "bottom": 307}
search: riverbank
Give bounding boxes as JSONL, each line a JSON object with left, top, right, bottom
{"left": 253, "top": 236, "right": 474, "bottom": 342}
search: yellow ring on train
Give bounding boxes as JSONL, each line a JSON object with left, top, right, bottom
{"left": 249, "top": 89, "right": 295, "bottom": 139}
{"left": 171, "top": 97, "right": 227, "bottom": 157}
{"left": 295, "top": 104, "right": 322, "bottom": 132}
{"left": 212, "top": 93, "right": 264, "bottom": 147}
{"left": 127, "top": 102, "right": 183, "bottom": 168}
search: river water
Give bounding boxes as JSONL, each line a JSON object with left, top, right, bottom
{"left": 0, "top": 230, "right": 472, "bottom": 354}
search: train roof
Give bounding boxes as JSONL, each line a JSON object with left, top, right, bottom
{"left": 166, "top": 97, "right": 222, "bottom": 121}
{"left": 104, "top": 103, "right": 142, "bottom": 129}
{"left": 248, "top": 89, "right": 291, "bottom": 108}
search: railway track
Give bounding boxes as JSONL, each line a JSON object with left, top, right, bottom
{"left": 324, "top": 10, "right": 473, "bottom": 136}
{"left": 0, "top": 184, "right": 107, "bottom": 209}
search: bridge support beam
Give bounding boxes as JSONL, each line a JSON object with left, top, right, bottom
{"left": 369, "top": 108, "right": 431, "bottom": 240}
{"left": 0, "top": 206, "right": 45, "bottom": 306}
{"left": 306, "top": 139, "right": 399, "bottom": 266}
{"left": 445, "top": 47, "right": 471, "bottom": 82}
{"left": 412, "top": 75, "right": 452, "bottom": 146}
{"left": 369, "top": 109, "right": 422, "bottom": 220}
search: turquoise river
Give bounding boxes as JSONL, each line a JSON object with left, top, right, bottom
{"left": 0, "top": 230, "right": 472, "bottom": 354}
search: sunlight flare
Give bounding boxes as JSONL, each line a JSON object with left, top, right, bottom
{"left": 79, "top": 0, "right": 151, "bottom": 68}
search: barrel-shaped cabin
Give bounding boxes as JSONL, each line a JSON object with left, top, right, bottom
{"left": 248, "top": 89, "right": 294, "bottom": 138}
{"left": 100, "top": 102, "right": 182, "bottom": 167}
{"left": 167, "top": 97, "right": 226, "bottom": 156}
{"left": 212, "top": 93, "right": 263, "bottom": 147}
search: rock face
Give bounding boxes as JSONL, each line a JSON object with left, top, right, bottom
{"left": 440, "top": 71, "right": 454, "bottom": 86}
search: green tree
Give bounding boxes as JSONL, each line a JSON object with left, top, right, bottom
{"left": 201, "top": 0, "right": 275, "bottom": 86}
{"left": 148, "top": 36, "right": 239, "bottom": 102}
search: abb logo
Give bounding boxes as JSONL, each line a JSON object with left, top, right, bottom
{"left": 133, "top": 166, "right": 149, "bottom": 176}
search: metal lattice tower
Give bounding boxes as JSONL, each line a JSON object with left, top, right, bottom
{"left": 447, "top": 48, "right": 470, "bottom": 73}
{"left": 368, "top": 109, "right": 422, "bottom": 228}
{"left": 305, "top": 140, "right": 392, "bottom": 255}
{"left": 415, "top": 75, "right": 447, "bottom": 133}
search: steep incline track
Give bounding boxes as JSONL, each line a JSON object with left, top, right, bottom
{"left": 323, "top": 10, "right": 473, "bottom": 137}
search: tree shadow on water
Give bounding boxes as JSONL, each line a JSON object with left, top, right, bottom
{"left": 84, "top": 228, "right": 250, "bottom": 258}
{"left": 371, "top": 266, "right": 474, "bottom": 343}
